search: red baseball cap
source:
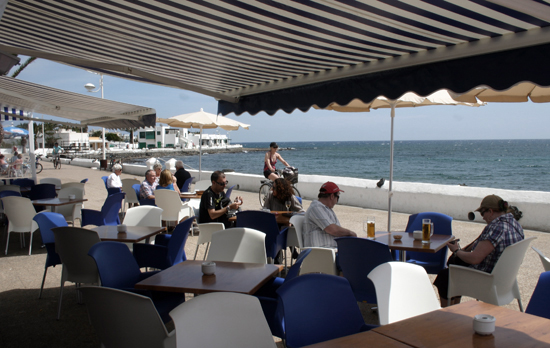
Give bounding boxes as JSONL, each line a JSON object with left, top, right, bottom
{"left": 320, "top": 181, "right": 344, "bottom": 194}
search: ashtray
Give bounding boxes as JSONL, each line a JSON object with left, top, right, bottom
{"left": 393, "top": 234, "right": 402, "bottom": 241}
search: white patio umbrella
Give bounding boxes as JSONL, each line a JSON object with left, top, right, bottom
{"left": 158, "top": 109, "right": 250, "bottom": 179}
{"left": 319, "top": 90, "right": 484, "bottom": 231}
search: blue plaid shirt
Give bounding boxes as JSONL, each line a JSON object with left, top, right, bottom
{"left": 471, "top": 213, "right": 524, "bottom": 273}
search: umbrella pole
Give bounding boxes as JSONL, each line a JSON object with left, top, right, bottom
{"left": 199, "top": 127, "right": 203, "bottom": 180}
{"left": 388, "top": 102, "right": 396, "bottom": 232}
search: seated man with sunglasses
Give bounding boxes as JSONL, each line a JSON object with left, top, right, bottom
{"left": 303, "top": 181, "right": 357, "bottom": 249}
{"left": 198, "top": 170, "right": 243, "bottom": 228}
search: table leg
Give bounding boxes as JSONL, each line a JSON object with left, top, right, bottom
{"left": 399, "top": 250, "right": 406, "bottom": 262}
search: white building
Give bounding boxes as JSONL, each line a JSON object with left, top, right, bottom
{"left": 38, "top": 129, "right": 89, "bottom": 150}
{"left": 137, "top": 125, "right": 187, "bottom": 149}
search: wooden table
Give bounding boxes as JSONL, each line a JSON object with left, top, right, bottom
{"left": 180, "top": 193, "right": 202, "bottom": 199}
{"left": 92, "top": 225, "right": 166, "bottom": 243}
{"left": 135, "top": 260, "right": 283, "bottom": 295}
{"left": 303, "top": 301, "right": 550, "bottom": 347}
{"left": 32, "top": 197, "right": 88, "bottom": 212}
{"left": 374, "top": 231, "right": 454, "bottom": 261}
{"left": 373, "top": 301, "right": 550, "bottom": 348}
{"left": 303, "top": 330, "right": 411, "bottom": 348}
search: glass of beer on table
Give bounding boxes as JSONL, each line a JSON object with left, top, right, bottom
{"left": 364, "top": 217, "right": 375, "bottom": 240}
{"left": 422, "top": 218, "right": 432, "bottom": 244}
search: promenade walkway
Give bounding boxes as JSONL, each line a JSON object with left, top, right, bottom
{"left": 1, "top": 163, "right": 548, "bottom": 347}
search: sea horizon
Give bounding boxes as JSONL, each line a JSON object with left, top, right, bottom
{"left": 138, "top": 139, "right": 550, "bottom": 193}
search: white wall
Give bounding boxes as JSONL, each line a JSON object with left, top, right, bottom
{"left": 66, "top": 159, "right": 550, "bottom": 232}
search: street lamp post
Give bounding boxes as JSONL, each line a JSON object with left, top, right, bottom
{"left": 84, "top": 73, "right": 106, "bottom": 160}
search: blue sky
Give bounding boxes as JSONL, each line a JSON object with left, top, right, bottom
{"left": 7, "top": 57, "right": 550, "bottom": 143}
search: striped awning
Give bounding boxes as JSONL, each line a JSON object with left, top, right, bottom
{"left": 1, "top": 1, "right": 549, "bottom": 116}
{"left": 0, "top": 76, "right": 156, "bottom": 128}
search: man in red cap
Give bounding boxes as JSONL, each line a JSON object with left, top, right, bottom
{"left": 303, "top": 181, "right": 357, "bottom": 248}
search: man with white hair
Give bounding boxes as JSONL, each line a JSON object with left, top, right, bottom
{"left": 107, "top": 163, "right": 123, "bottom": 188}
{"left": 174, "top": 160, "right": 191, "bottom": 191}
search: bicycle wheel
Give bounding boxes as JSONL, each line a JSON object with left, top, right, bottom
{"left": 35, "top": 162, "right": 43, "bottom": 174}
{"left": 292, "top": 186, "right": 301, "bottom": 199}
{"left": 259, "top": 183, "right": 272, "bottom": 207}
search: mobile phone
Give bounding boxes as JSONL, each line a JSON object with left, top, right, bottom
{"left": 449, "top": 239, "right": 460, "bottom": 245}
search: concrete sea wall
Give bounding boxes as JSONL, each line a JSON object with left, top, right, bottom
{"left": 68, "top": 158, "right": 550, "bottom": 232}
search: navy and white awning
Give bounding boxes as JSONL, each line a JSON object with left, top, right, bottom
{"left": 1, "top": 104, "right": 27, "bottom": 121}
{"left": 1, "top": 0, "right": 549, "bottom": 116}
{"left": 0, "top": 76, "right": 156, "bottom": 129}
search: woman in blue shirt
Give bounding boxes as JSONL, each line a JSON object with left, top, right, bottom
{"left": 155, "top": 169, "right": 181, "bottom": 194}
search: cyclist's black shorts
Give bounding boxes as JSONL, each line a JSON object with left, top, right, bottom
{"left": 263, "top": 169, "right": 275, "bottom": 179}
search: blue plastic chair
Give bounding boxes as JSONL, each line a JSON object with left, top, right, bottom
{"left": 103, "top": 175, "right": 122, "bottom": 195}
{"left": 180, "top": 176, "right": 194, "bottom": 193}
{"left": 236, "top": 210, "right": 288, "bottom": 264}
{"left": 277, "top": 274, "right": 375, "bottom": 347}
{"left": 133, "top": 184, "right": 156, "bottom": 206}
{"left": 101, "top": 176, "right": 108, "bottom": 189}
{"left": 33, "top": 212, "right": 68, "bottom": 298}
{"left": 88, "top": 241, "right": 185, "bottom": 323}
{"left": 225, "top": 185, "right": 236, "bottom": 199}
{"left": 81, "top": 192, "right": 125, "bottom": 226}
{"left": 526, "top": 271, "right": 550, "bottom": 320}
{"left": 89, "top": 241, "right": 159, "bottom": 292}
{"left": 80, "top": 178, "right": 89, "bottom": 183}
{"left": 256, "top": 249, "right": 312, "bottom": 338}
{"left": 398, "top": 212, "right": 453, "bottom": 274}
{"left": 336, "top": 237, "right": 393, "bottom": 304}
{"left": 0, "top": 190, "right": 21, "bottom": 198}
{"left": 29, "top": 183, "right": 57, "bottom": 212}
{"left": 133, "top": 217, "right": 195, "bottom": 270}
{"left": 12, "top": 178, "right": 35, "bottom": 187}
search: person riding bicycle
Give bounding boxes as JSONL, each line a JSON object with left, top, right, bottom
{"left": 264, "top": 142, "right": 290, "bottom": 181}
{"left": 53, "top": 142, "right": 64, "bottom": 159}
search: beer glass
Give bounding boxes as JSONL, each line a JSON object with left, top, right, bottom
{"left": 364, "top": 217, "right": 375, "bottom": 240}
{"left": 422, "top": 218, "right": 432, "bottom": 244}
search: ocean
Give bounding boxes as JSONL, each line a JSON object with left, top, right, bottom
{"left": 141, "top": 139, "right": 550, "bottom": 193}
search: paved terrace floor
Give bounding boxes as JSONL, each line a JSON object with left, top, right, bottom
{"left": 1, "top": 163, "right": 548, "bottom": 347}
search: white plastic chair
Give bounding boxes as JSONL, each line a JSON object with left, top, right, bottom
{"left": 368, "top": 262, "right": 440, "bottom": 325}
{"left": 193, "top": 180, "right": 211, "bottom": 191}
{"left": 0, "top": 185, "right": 21, "bottom": 193}
{"left": 56, "top": 187, "right": 84, "bottom": 226}
{"left": 207, "top": 228, "right": 267, "bottom": 264}
{"left": 121, "top": 178, "right": 140, "bottom": 210}
{"left": 52, "top": 226, "right": 101, "bottom": 319}
{"left": 40, "top": 177, "right": 62, "bottom": 188}
{"left": 448, "top": 237, "right": 536, "bottom": 312}
{"left": 61, "top": 182, "right": 86, "bottom": 195}
{"left": 123, "top": 206, "right": 163, "bottom": 227}
{"left": 154, "top": 190, "right": 192, "bottom": 227}
{"left": 80, "top": 286, "right": 175, "bottom": 348}
{"left": 194, "top": 222, "right": 225, "bottom": 260}
{"left": 299, "top": 247, "right": 338, "bottom": 275}
{"left": 169, "top": 292, "right": 276, "bottom": 348}
{"left": 532, "top": 246, "right": 550, "bottom": 272}
{"left": 2, "top": 196, "right": 38, "bottom": 255}
{"left": 287, "top": 215, "right": 305, "bottom": 265}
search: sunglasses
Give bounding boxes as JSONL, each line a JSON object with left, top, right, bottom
{"left": 216, "top": 180, "right": 228, "bottom": 187}
{"left": 334, "top": 193, "right": 340, "bottom": 201}
{"left": 480, "top": 208, "right": 489, "bottom": 217}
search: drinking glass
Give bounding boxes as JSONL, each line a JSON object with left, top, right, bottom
{"left": 364, "top": 217, "right": 375, "bottom": 240}
{"left": 422, "top": 218, "right": 432, "bottom": 244}
{"left": 285, "top": 200, "right": 291, "bottom": 211}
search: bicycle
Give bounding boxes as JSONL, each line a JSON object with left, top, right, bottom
{"left": 108, "top": 154, "right": 123, "bottom": 171}
{"left": 53, "top": 154, "right": 61, "bottom": 169}
{"left": 24, "top": 154, "right": 43, "bottom": 174}
{"left": 259, "top": 167, "right": 301, "bottom": 207}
